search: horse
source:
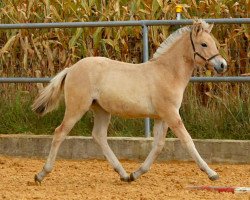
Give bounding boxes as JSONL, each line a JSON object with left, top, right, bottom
{"left": 32, "top": 19, "right": 227, "bottom": 183}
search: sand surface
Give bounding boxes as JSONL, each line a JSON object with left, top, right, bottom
{"left": 0, "top": 156, "right": 249, "bottom": 200}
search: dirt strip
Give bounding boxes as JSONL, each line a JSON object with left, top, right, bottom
{"left": 0, "top": 156, "right": 249, "bottom": 200}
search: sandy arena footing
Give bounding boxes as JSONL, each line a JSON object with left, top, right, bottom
{"left": 0, "top": 156, "right": 249, "bottom": 200}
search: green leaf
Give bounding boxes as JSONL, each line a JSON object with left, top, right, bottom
{"left": 69, "top": 28, "right": 83, "bottom": 49}
{"left": 93, "top": 27, "right": 103, "bottom": 48}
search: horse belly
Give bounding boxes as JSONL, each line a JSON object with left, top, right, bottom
{"left": 97, "top": 87, "right": 156, "bottom": 118}
{"left": 99, "top": 97, "right": 155, "bottom": 118}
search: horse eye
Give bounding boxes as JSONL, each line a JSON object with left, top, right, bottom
{"left": 201, "top": 43, "right": 207, "bottom": 47}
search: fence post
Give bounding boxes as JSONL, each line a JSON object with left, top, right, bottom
{"left": 176, "top": 4, "right": 183, "bottom": 20}
{"left": 142, "top": 24, "right": 151, "bottom": 137}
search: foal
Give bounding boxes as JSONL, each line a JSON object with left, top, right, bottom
{"left": 32, "top": 20, "right": 227, "bottom": 183}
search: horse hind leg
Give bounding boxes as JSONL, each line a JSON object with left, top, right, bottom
{"left": 34, "top": 97, "right": 92, "bottom": 184}
{"left": 91, "top": 105, "right": 130, "bottom": 182}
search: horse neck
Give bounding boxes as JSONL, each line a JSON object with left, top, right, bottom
{"left": 152, "top": 32, "right": 195, "bottom": 87}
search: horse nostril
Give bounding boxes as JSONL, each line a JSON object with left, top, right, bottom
{"left": 220, "top": 63, "right": 224, "bottom": 69}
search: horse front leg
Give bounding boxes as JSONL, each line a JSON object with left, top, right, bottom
{"left": 130, "top": 119, "right": 168, "bottom": 181}
{"left": 165, "top": 111, "right": 219, "bottom": 181}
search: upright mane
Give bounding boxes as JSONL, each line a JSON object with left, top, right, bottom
{"left": 153, "top": 26, "right": 191, "bottom": 59}
{"left": 153, "top": 20, "right": 210, "bottom": 59}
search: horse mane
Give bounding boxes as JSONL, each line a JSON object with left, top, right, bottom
{"left": 153, "top": 26, "right": 191, "bottom": 59}
{"left": 153, "top": 20, "right": 210, "bottom": 59}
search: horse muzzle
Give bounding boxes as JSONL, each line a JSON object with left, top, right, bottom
{"left": 210, "top": 57, "right": 227, "bottom": 74}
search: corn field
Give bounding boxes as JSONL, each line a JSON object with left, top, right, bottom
{"left": 0, "top": 0, "right": 249, "bottom": 138}
{"left": 0, "top": 0, "right": 249, "bottom": 76}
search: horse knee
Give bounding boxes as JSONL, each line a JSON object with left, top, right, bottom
{"left": 158, "top": 140, "right": 165, "bottom": 148}
{"left": 43, "top": 164, "right": 53, "bottom": 173}
{"left": 156, "top": 141, "right": 165, "bottom": 154}
{"left": 52, "top": 125, "right": 68, "bottom": 145}
{"left": 92, "top": 132, "right": 106, "bottom": 146}
{"left": 169, "top": 119, "right": 192, "bottom": 143}
{"left": 169, "top": 119, "right": 184, "bottom": 130}
{"left": 55, "top": 121, "right": 73, "bottom": 133}
{"left": 92, "top": 132, "right": 99, "bottom": 143}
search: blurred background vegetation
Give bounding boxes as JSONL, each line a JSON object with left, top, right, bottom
{"left": 0, "top": 0, "right": 249, "bottom": 139}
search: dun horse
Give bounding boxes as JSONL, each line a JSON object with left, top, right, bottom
{"left": 32, "top": 20, "right": 227, "bottom": 183}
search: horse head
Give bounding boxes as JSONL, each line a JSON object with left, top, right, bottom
{"left": 191, "top": 20, "right": 227, "bottom": 74}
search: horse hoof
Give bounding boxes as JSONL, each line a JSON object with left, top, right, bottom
{"left": 209, "top": 174, "right": 219, "bottom": 181}
{"left": 120, "top": 176, "right": 131, "bottom": 182}
{"left": 129, "top": 173, "right": 136, "bottom": 182}
{"left": 34, "top": 174, "right": 42, "bottom": 185}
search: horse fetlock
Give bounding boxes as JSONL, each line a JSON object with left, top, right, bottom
{"left": 209, "top": 173, "right": 219, "bottom": 181}
{"left": 140, "top": 166, "right": 149, "bottom": 174}
{"left": 129, "top": 167, "right": 148, "bottom": 181}
{"left": 207, "top": 169, "right": 219, "bottom": 181}
{"left": 43, "top": 165, "right": 53, "bottom": 173}
{"left": 118, "top": 168, "right": 130, "bottom": 182}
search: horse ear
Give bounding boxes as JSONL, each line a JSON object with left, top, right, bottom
{"left": 192, "top": 22, "right": 203, "bottom": 37}
{"left": 207, "top": 24, "right": 214, "bottom": 33}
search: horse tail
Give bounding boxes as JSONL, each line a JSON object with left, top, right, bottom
{"left": 32, "top": 68, "right": 69, "bottom": 116}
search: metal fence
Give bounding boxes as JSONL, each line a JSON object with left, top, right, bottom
{"left": 0, "top": 18, "right": 250, "bottom": 136}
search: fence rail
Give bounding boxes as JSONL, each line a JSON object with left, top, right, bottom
{"left": 0, "top": 18, "right": 249, "bottom": 29}
{"left": 0, "top": 76, "right": 249, "bottom": 83}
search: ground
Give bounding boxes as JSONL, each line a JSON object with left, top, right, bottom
{"left": 0, "top": 156, "right": 249, "bottom": 200}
